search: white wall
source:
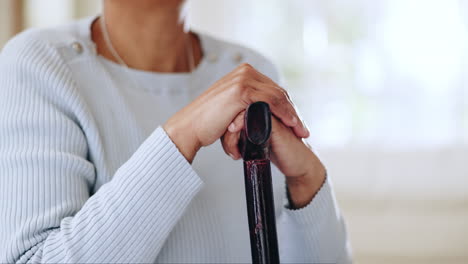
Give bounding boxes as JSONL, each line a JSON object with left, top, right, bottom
{"left": 321, "top": 147, "right": 468, "bottom": 263}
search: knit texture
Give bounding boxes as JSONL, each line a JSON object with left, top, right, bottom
{"left": 0, "top": 17, "right": 351, "bottom": 263}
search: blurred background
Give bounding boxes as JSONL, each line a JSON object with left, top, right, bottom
{"left": 1, "top": 0, "right": 467, "bottom": 263}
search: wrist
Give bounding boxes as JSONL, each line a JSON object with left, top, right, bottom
{"left": 286, "top": 156, "right": 326, "bottom": 208}
{"left": 163, "top": 119, "right": 201, "bottom": 164}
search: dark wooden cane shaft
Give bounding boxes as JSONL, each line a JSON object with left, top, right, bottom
{"left": 239, "top": 102, "right": 280, "bottom": 264}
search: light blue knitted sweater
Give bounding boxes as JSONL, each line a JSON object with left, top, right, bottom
{"left": 0, "top": 16, "right": 351, "bottom": 263}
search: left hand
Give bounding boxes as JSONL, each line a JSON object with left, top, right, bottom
{"left": 221, "top": 111, "right": 326, "bottom": 208}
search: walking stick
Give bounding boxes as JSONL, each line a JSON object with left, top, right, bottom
{"left": 238, "top": 102, "right": 280, "bottom": 264}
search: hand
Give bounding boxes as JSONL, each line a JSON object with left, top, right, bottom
{"left": 163, "top": 63, "right": 309, "bottom": 163}
{"left": 221, "top": 114, "right": 326, "bottom": 208}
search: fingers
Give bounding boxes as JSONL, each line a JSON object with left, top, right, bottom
{"left": 228, "top": 111, "right": 245, "bottom": 133}
{"left": 237, "top": 80, "right": 309, "bottom": 138}
{"left": 221, "top": 130, "right": 242, "bottom": 160}
{"left": 224, "top": 63, "right": 310, "bottom": 138}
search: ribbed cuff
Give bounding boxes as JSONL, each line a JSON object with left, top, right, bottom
{"left": 283, "top": 178, "right": 339, "bottom": 228}
{"left": 279, "top": 178, "right": 349, "bottom": 263}
{"left": 112, "top": 126, "right": 203, "bottom": 200}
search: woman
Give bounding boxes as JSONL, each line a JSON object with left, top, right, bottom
{"left": 0, "top": 0, "right": 351, "bottom": 263}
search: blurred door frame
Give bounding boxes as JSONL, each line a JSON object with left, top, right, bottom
{"left": 0, "top": 0, "right": 23, "bottom": 48}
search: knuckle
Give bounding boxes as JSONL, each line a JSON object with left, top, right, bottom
{"left": 273, "top": 85, "right": 288, "bottom": 96}
{"left": 232, "top": 82, "right": 246, "bottom": 94}
{"left": 240, "top": 67, "right": 250, "bottom": 75}
{"left": 240, "top": 62, "right": 252, "bottom": 69}
{"left": 276, "top": 89, "right": 290, "bottom": 104}
{"left": 233, "top": 75, "right": 248, "bottom": 85}
{"left": 239, "top": 63, "right": 254, "bottom": 75}
{"left": 281, "top": 91, "right": 290, "bottom": 102}
{"left": 232, "top": 84, "right": 253, "bottom": 102}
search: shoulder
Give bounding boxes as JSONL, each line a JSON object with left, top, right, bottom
{"left": 0, "top": 20, "right": 96, "bottom": 125}
{"left": 0, "top": 17, "right": 94, "bottom": 68}
{"left": 0, "top": 19, "right": 94, "bottom": 111}
{"left": 201, "top": 34, "right": 281, "bottom": 83}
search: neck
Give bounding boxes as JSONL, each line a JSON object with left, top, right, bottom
{"left": 92, "top": 0, "right": 202, "bottom": 73}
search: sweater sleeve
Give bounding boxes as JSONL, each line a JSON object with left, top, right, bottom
{"left": 277, "top": 176, "right": 352, "bottom": 263}
{"left": 0, "top": 32, "right": 203, "bottom": 263}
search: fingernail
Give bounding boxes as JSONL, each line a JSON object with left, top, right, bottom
{"left": 228, "top": 153, "right": 235, "bottom": 159}
{"left": 228, "top": 123, "right": 236, "bottom": 131}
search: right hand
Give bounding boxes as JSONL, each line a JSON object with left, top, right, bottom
{"left": 163, "top": 63, "right": 309, "bottom": 163}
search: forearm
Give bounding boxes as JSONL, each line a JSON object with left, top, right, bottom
{"left": 1, "top": 127, "right": 203, "bottom": 263}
